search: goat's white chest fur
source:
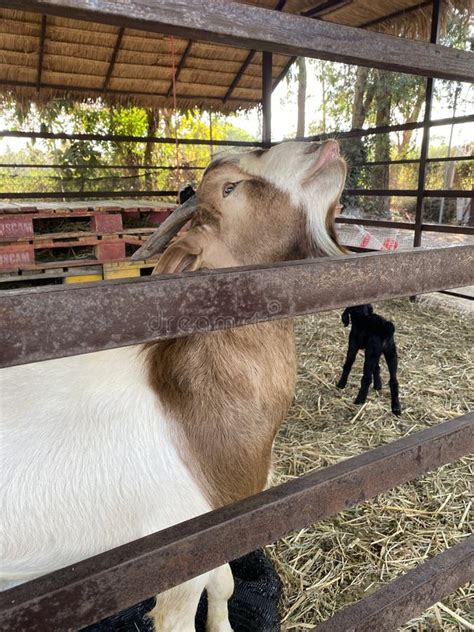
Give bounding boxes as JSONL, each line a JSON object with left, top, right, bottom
{"left": 0, "top": 347, "right": 211, "bottom": 591}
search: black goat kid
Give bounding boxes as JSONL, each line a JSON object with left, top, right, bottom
{"left": 336, "top": 304, "right": 401, "bottom": 415}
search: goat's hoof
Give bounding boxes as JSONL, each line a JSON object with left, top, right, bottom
{"left": 373, "top": 382, "right": 382, "bottom": 391}
{"left": 354, "top": 396, "right": 366, "bottom": 405}
{"left": 392, "top": 406, "right": 402, "bottom": 416}
{"left": 336, "top": 381, "right": 346, "bottom": 389}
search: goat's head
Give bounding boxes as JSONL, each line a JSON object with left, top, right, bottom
{"left": 133, "top": 140, "right": 346, "bottom": 273}
{"left": 342, "top": 303, "right": 374, "bottom": 326}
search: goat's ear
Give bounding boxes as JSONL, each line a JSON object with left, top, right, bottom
{"left": 152, "top": 239, "right": 202, "bottom": 275}
{"left": 342, "top": 309, "right": 350, "bottom": 327}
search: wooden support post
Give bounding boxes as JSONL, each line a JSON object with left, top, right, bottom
{"left": 414, "top": 0, "right": 441, "bottom": 248}
{"left": 262, "top": 51, "right": 272, "bottom": 147}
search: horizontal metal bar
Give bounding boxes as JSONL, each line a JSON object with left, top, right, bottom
{"left": 2, "top": 0, "right": 473, "bottom": 81}
{"left": 346, "top": 189, "right": 473, "bottom": 198}
{"left": 1, "top": 246, "right": 473, "bottom": 368}
{"left": 313, "top": 535, "right": 474, "bottom": 631}
{"left": 0, "top": 190, "right": 177, "bottom": 200}
{"left": 0, "top": 130, "right": 261, "bottom": 147}
{"left": 336, "top": 217, "right": 474, "bottom": 237}
{"left": 336, "top": 217, "right": 415, "bottom": 230}
{"left": 421, "top": 223, "right": 474, "bottom": 235}
{"left": 0, "top": 164, "right": 205, "bottom": 171}
{"left": 440, "top": 289, "right": 474, "bottom": 300}
{"left": 5, "top": 189, "right": 471, "bottom": 201}
{"left": 301, "top": 114, "right": 474, "bottom": 143}
{"left": 0, "top": 413, "right": 471, "bottom": 632}
{"left": 0, "top": 156, "right": 471, "bottom": 171}
{"left": 3, "top": 115, "right": 472, "bottom": 147}
{"left": 353, "top": 155, "right": 474, "bottom": 167}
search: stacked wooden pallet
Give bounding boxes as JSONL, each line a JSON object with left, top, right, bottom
{"left": 0, "top": 200, "right": 173, "bottom": 288}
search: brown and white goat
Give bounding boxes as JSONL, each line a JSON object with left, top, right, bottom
{"left": 0, "top": 140, "right": 346, "bottom": 631}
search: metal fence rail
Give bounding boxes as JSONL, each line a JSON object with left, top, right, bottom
{"left": 0, "top": 413, "right": 472, "bottom": 631}
{"left": 313, "top": 535, "right": 474, "bottom": 632}
{"left": 1, "top": 245, "right": 473, "bottom": 367}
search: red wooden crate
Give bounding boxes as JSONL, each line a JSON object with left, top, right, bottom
{"left": 0, "top": 216, "right": 34, "bottom": 240}
{"left": 95, "top": 240, "right": 126, "bottom": 261}
{"left": 0, "top": 244, "right": 35, "bottom": 267}
{"left": 90, "top": 213, "right": 123, "bottom": 233}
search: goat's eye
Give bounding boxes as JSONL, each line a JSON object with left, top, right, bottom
{"left": 223, "top": 182, "right": 237, "bottom": 198}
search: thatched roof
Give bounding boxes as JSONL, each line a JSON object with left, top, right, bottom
{"left": 0, "top": 0, "right": 465, "bottom": 113}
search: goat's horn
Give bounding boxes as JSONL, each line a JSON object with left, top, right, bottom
{"left": 131, "top": 195, "right": 199, "bottom": 260}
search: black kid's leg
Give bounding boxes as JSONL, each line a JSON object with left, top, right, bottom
{"left": 354, "top": 344, "right": 381, "bottom": 405}
{"left": 384, "top": 343, "right": 401, "bottom": 415}
{"left": 373, "top": 362, "right": 382, "bottom": 390}
{"left": 337, "top": 338, "right": 358, "bottom": 389}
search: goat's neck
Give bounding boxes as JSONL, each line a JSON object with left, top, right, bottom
{"left": 146, "top": 321, "right": 296, "bottom": 508}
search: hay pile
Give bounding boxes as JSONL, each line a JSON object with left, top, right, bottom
{"left": 269, "top": 298, "right": 473, "bottom": 631}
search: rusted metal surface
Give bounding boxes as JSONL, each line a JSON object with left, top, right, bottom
{"left": 2, "top": 114, "right": 472, "bottom": 145}
{"left": 0, "top": 130, "right": 261, "bottom": 146}
{"left": 304, "top": 113, "right": 474, "bottom": 142}
{"left": 0, "top": 413, "right": 472, "bottom": 632}
{"left": 0, "top": 190, "right": 178, "bottom": 200}
{"left": 346, "top": 189, "right": 473, "bottom": 198}
{"left": 1, "top": 0, "right": 473, "bottom": 82}
{"left": 1, "top": 245, "right": 473, "bottom": 368}
{"left": 336, "top": 217, "right": 474, "bottom": 237}
{"left": 313, "top": 535, "right": 474, "bottom": 631}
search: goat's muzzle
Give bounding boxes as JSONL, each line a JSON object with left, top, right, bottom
{"left": 131, "top": 195, "right": 199, "bottom": 260}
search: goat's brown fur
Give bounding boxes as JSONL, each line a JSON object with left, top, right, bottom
{"left": 146, "top": 143, "right": 346, "bottom": 509}
{"left": 147, "top": 322, "right": 296, "bottom": 508}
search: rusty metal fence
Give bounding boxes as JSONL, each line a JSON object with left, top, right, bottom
{"left": 0, "top": 0, "right": 473, "bottom": 630}
{"left": 1, "top": 245, "right": 473, "bottom": 631}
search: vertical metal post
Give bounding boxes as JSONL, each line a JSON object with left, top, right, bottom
{"left": 413, "top": 0, "right": 441, "bottom": 247}
{"left": 262, "top": 51, "right": 273, "bottom": 147}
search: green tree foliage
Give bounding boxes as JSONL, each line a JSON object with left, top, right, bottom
{"left": 0, "top": 101, "right": 256, "bottom": 197}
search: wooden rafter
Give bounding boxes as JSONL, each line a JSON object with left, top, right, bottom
{"left": 273, "top": 0, "right": 349, "bottom": 92}
{"left": 363, "top": 0, "right": 432, "bottom": 29}
{"left": 223, "top": 50, "right": 256, "bottom": 103}
{"left": 272, "top": 0, "right": 435, "bottom": 93}
{"left": 166, "top": 39, "right": 193, "bottom": 98}
{"left": 102, "top": 26, "right": 124, "bottom": 91}
{"left": 224, "top": 0, "right": 287, "bottom": 104}
{"left": 272, "top": 56, "right": 296, "bottom": 91}
{"left": 36, "top": 15, "right": 46, "bottom": 91}
{"left": 302, "top": 0, "right": 350, "bottom": 18}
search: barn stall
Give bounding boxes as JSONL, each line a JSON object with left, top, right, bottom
{"left": 0, "top": 0, "right": 473, "bottom": 630}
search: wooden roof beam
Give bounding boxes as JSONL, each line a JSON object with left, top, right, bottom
{"left": 36, "top": 15, "right": 47, "bottom": 91}
{"left": 3, "top": 0, "right": 472, "bottom": 83}
{"left": 224, "top": 0, "right": 287, "bottom": 104}
{"left": 103, "top": 26, "right": 124, "bottom": 91}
